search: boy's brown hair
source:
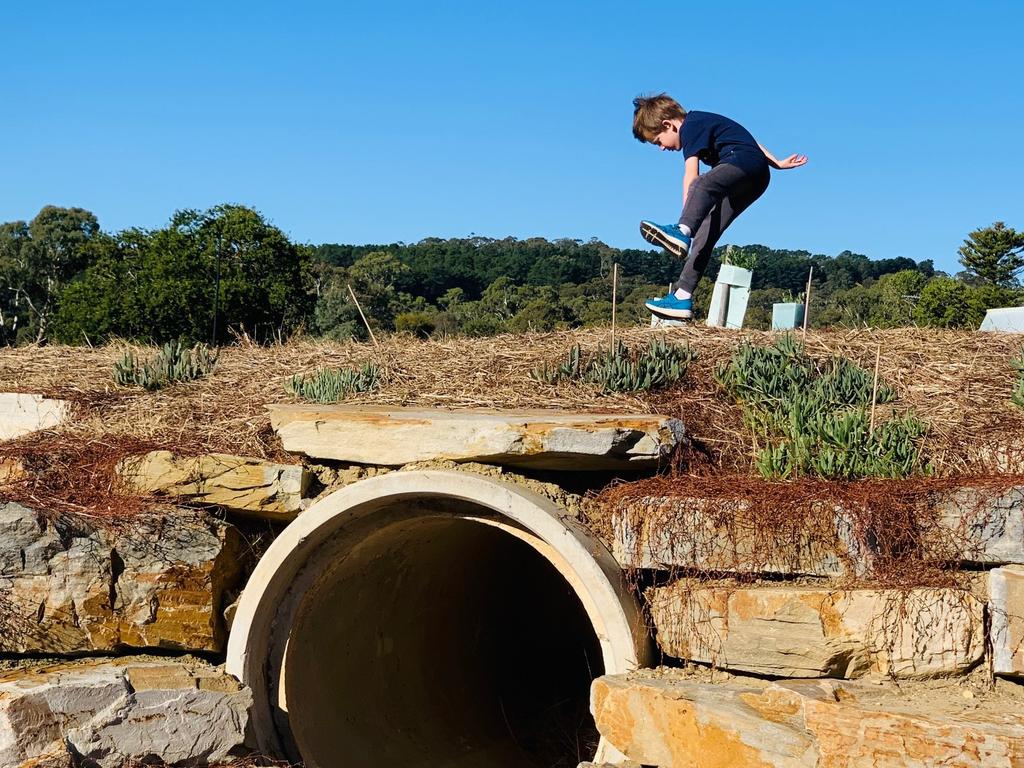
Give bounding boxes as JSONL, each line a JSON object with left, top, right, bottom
{"left": 632, "top": 93, "right": 687, "bottom": 142}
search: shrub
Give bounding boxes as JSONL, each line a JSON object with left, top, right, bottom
{"left": 285, "top": 363, "right": 380, "bottom": 403}
{"left": 717, "top": 335, "right": 929, "bottom": 479}
{"left": 721, "top": 245, "right": 758, "bottom": 271}
{"left": 532, "top": 338, "right": 695, "bottom": 393}
{"left": 394, "top": 311, "right": 436, "bottom": 338}
{"left": 113, "top": 340, "right": 218, "bottom": 390}
{"left": 913, "top": 277, "right": 973, "bottom": 328}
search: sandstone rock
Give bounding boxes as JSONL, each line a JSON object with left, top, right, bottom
{"left": 935, "top": 486, "right": 1024, "bottom": 565}
{"left": 16, "top": 740, "right": 75, "bottom": 768}
{"left": 307, "top": 462, "right": 390, "bottom": 493}
{"left": 269, "top": 405, "right": 685, "bottom": 470}
{"left": 614, "top": 485, "right": 1024, "bottom": 576}
{"left": 649, "top": 583, "right": 984, "bottom": 678}
{"left": 0, "top": 394, "right": 71, "bottom": 441}
{"left": 990, "top": 565, "right": 1024, "bottom": 677}
{"left": 118, "top": 450, "right": 310, "bottom": 519}
{"left": 611, "top": 496, "right": 850, "bottom": 576}
{"left": 0, "top": 457, "right": 27, "bottom": 485}
{"left": 0, "top": 657, "right": 251, "bottom": 768}
{"left": 0, "top": 502, "right": 242, "bottom": 654}
{"left": 592, "top": 674, "right": 1024, "bottom": 767}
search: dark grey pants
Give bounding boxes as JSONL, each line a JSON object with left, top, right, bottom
{"left": 675, "top": 160, "right": 771, "bottom": 293}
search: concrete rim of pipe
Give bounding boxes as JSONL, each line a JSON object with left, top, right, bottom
{"left": 226, "top": 469, "right": 650, "bottom": 766}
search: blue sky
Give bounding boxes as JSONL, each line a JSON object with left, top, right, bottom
{"left": 2, "top": 1, "right": 1021, "bottom": 274}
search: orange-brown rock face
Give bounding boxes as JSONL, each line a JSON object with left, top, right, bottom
{"left": 0, "top": 502, "right": 241, "bottom": 654}
{"left": 117, "top": 450, "right": 310, "bottom": 519}
{"left": 649, "top": 583, "right": 984, "bottom": 678}
{"left": 592, "top": 674, "right": 1024, "bottom": 768}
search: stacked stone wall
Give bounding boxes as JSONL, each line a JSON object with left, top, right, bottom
{"left": 3, "top": 395, "right": 1024, "bottom": 767}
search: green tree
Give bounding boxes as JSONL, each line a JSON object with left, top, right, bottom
{"left": 312, "top": 271, "right": 366, "bottom": 341}
{"left": 394, "top": 311, "right": 437, "bottom": 338}
{"left": 0, "top": 221, "right": 30, "bottom": 344}
{"left": 508, "top": 299, "right": 562, "bottom": 332}
{"left": 813, "top": 283, "right": 880, "bottom": 328}
{"left": 346, "top": 251, "right": 410, "bottom": 330}
{"left": 1, "top": 206, "right": 98, "bottom": 344}
{"left": 914, "top": 277, "right": 973, "bottom": 328}
{"left": 958, "top": 222, "right": 1024, "bottom": 287}
{"left": 966, "top": 283, "right": 1024, "bottom": 327}
{"left": 869, "top": 270, "right": 928, "bottom": 327}
{"left": 54, "top": 205, "right": 313, "bottom": 344}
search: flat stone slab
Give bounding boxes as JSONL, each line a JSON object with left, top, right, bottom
{"left": 0, "top": 394, "right": 70, "bottom": 441}
{"left": 612, "top": 496, "right": 851, "bottom": 576}
{"left": 935, "top": 486, "right": 1024, "bottom": 565}
{"left": 614, "top": 485, "right": 1024, "bottom": 575}
{"left": 0, "top": 657, "right": 251, "bottom": 767}
{"left": 269, "top": 405, "right": 686, "bottom": 470}
{"left": 592, "top": 673, "right": 1024, "bottom": 767}
{"left": 649, "top": 582, "right": 984, "bottom": 679}
{"left": 118, "top": 450, "right": 310, "bottom": 519}
{"left": 0, "top": 502, "right": 242, "bottom": 654}
{"left": 990, "top": 565, "right": 1024, "bottom": 677}
{"left": 980, "top": 307, "right": 1024, "bottom": 333}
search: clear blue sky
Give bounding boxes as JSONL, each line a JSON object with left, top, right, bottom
{"left": 3, "top": 1, "right": 1021, "bottom": 274}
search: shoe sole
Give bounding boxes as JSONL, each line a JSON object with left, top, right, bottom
{"left": 640, "top": 221, "right": 688, "bottom": 257}
{"left": 645, "top": 300, "right": 693, "bottom": 319}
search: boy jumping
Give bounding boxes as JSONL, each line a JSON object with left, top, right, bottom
{"left": 633, "top": 93, "right": 807, "bottom": 319}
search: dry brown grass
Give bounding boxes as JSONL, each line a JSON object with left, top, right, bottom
{"left": 1, "top": 326, "right": 1022, "bottom": 476}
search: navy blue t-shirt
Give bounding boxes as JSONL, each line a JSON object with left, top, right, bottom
{"left": 681, "top": 111, "right": 766, "bottom": 172}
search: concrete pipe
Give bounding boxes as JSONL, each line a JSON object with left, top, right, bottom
{"left": 226, "top": 470, "right": 649, "bottom": 768}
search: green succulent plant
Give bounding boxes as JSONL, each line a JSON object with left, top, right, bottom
{"left": 1012, "top": 349, "right": 1024, "bottom": 410}
{"left": 113, "top": 340, "right": 218, "bottom": 390}
{"left": 718, "top": 335, "right": 929, "bottom": 480}
{"left": 285, "top": 363, "right": 381, "bottom": 403}
{"left": 532, "top": 339, "right": 695, "bottom": 393}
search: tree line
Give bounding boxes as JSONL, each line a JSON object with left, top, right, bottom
{"left": 1, "top": 204, "right": 1022, "bottom": 346}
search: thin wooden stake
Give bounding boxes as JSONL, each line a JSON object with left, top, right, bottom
{"left": 802, "top": 266, "right": 814, "bottom": 335}
{"left": 611, "top": 263, "right": 619, "bottom": 349}
{"left": 347, "top": 283, "right": 379, "bottom": 348}
{"left": 869, "top": 343, "right": 882, "bottom": 434}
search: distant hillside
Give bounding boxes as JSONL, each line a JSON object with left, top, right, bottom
{"left": 3, "top": 203, "right": 1016, "bottom": 347}
{"left": 313, "top": 237, "right": 936, "bottom": 301}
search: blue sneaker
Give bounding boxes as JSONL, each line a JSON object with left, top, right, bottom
{"left": 645, "top": 293, "right": 693, "bottom": 319}
{"left": 640, "top": 221, "right": 691, "bottom": 257}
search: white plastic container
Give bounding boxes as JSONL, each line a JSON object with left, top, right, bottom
{"left": 707, "top": 264, "right": 753, "bottom": 329}
{"left": 772, "top": 302, "right": 805, "bottom": 330}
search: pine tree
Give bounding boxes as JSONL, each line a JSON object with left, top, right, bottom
{"left": 958, "top": 222, "right": 1024, "bottom": 286}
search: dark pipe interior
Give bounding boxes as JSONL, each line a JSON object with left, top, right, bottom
{"left": 285, "top": 515, "right": 604, "bottom": 768}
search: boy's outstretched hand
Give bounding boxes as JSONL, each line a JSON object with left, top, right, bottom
{"left": 777, "top": 154, "right": 808, "bottom": 169}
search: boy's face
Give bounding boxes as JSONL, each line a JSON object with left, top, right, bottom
{"left": 651, "top": 120, "right": 681, "bottom": 151}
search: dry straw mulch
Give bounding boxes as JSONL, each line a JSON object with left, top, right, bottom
{"left": 0, "top": 326, "right": 1022, "bottom": 477}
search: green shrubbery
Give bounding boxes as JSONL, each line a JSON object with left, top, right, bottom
{"left": 285, "top": 363, "right": 380, "bottom": 403}
{"left": 717, "top": 335, "right": 930, "bottom": 479}
{"left": 4, "top": 203, "right": 1020, "bottom": 347}
{"left": 532, "top": 338, "right": 694, "bottom": 393}
{"left": 113, "top": 340, "right": 218, "bottom": 390}
{"left": 394, "top": 311, "right": 436, "bottom": 338}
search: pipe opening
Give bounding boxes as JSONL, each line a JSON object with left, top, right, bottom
{"left": 285, "top": 515, "right": 604, "bottom": 768}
